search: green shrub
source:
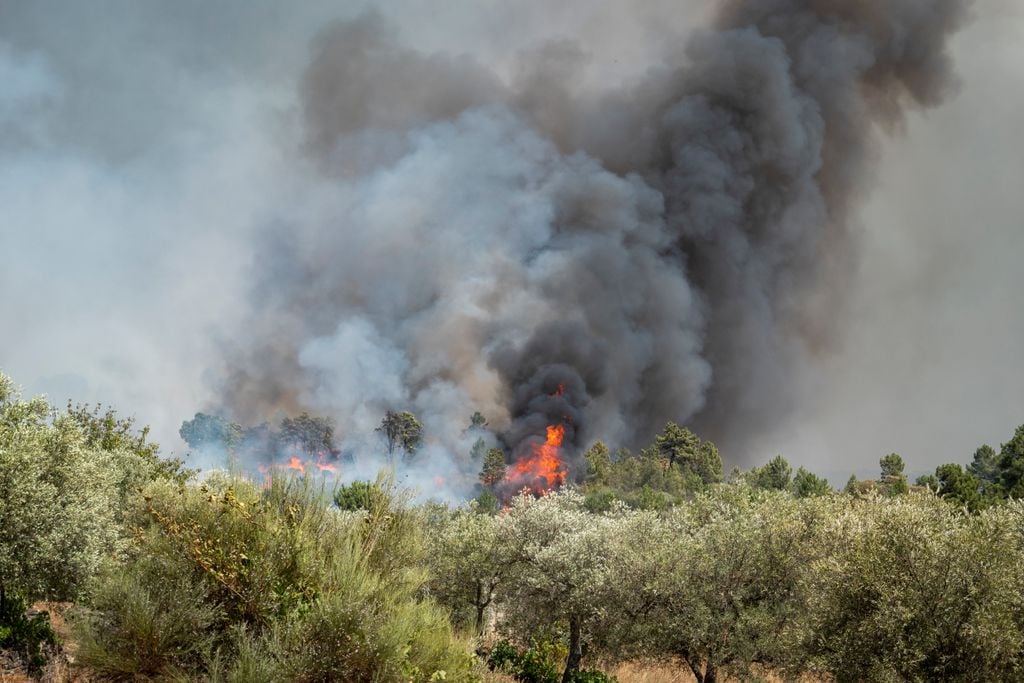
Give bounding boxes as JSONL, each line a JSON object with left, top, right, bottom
{"left": 73, "top": 559, "right": 221, "bottom": 678}
{"left": 485, "top": 639, "right": 562, "bottom": 683}
{"left": 583, "top": 488, "right": 616, "bottom": 513}
{"left": 0, "top": 376, "right": 120, "bottom": 604}
{"left": 334, "top": 479, "right": 385, "bottom": 511}
{"left": 474, "top": 489, "right": 500, "bottom": 515}
{"left": 566, "top": 671, "right": 617, "bottom": 683}
{"left": 516, "top": 644, "right": 560, "bottom": 683}
{"left": 0, "top": 593, "right": 57, "bottom": 672}
{"left": 487, "top": 640, "right": 520, "bottom": 672}
{"left": 76, "top": 473, "right": 472, "bottom": 681}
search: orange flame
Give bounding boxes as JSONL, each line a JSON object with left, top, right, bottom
{"left": 507, "top": 423, "right": 567, "bottom": 493}
{"left": 286, "top": 456, "right": 305, "bottom": 473}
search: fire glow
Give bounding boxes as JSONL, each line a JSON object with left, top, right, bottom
{"left": 258, "top": 450, "right": 339, "bottom": 477}
{"left": 507, "top": 422, "right": 567, "bottom": 494}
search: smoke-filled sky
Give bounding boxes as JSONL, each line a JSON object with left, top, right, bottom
{"left": 1, "top": 0, "right": 1021, "bottom": 486}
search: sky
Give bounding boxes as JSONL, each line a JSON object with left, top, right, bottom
{"left": 0, "top": 0, "right": 1020, "bottom": 485}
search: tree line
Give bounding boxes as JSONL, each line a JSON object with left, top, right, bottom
{"left": 4, "top": 369, "right": 1024, "bottom": 681}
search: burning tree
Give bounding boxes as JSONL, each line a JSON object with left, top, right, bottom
{"left": 498, "top": 381, "right": 575, "bottom": 499}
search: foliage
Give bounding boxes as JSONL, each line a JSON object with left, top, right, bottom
{"left": 0, "top": 593, "right": 57, "bottom": 672}
{"left": 594, "top": 448, "right": 698, "bottom": 505}
{"left": 485, "top": 639, "right": 560, "bottom": 683}
{"left": 427, "top": 506, "right": 510, "bottom": 634}
{"left": 279, "top": 412, "right": 340, "bottom": 457}
{"left": 76, "top": 474, "right": 471, "bottom": 681}
{"left": 179, "top": 412, "right": 243, "bottom": 451}
{"left": 803, "top": 494, "right": 1024, "bottom": 681}
{"left": 480, "top": 447, "right": 507, "bottom": 487}
{"left": 430, "top": 475, "right": 1024, "bottom": 680}
{"left": 0, "top": 374, "right": 121, "bottom": 603}
{"left": 879, "top": 454, "right": 909, "bottom": 496}
{"left": 377, "top": 410, "right": 424, "bottom": 459}
{"left": 748, "top": 455, "right": 792, "bottom": 491}
{"left": 791, "top": 467, "right": 831, "bottom": 497}
{"left": 934, "top": 463, "right": 985, "bottom": 511}
{"left": 470, "top": 437, "right": 489, "bottom": 461}
{"left": 334, "top": 479, "right": 386, "bottom": 511}
{"left": 968, "top": 444, "right": 1001, "bottom": 493}
{"left": 468, "top": 412, "right": 489, "bottom": 431}
{"left": 475, "top": 489, "right": 500, "bottom": 514}
{"left": 67, "top": 401, "right": 192, "bottom": 494}
{"left": 583, "top": 442, "right": 611, "bottom": 485}
{"left": 654, "top": 422, "right": 722, "bottom": 485}
{"left": 497, "top": 491, "right": 625, "bottom": 679}
{"left": 11, "top": 368, "right": 1024, "bottom": 682}
{"left": 579, "top": 426, "right": 723, "bottom": 508}
{"left": 637, "top": 487, "right": 830, "bottom": 681}
{"left": 998, "top": 425, "right": 1024, "bottom": 498}
{"left": 486, "top": 639, "right": 521, "bottom": 672}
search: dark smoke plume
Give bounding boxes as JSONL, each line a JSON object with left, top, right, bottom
{"left": 214, "top": 0, "right": 972, "bottom": 491}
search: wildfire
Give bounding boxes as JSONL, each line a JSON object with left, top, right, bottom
{"left": 507, "top": 423, "right": 567, "bottom": 494}
{"left": 258, "top": 450, "right": 339, "bottom": 477}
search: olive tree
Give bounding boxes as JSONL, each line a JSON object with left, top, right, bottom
{"left": 427, "top": 505, "right": 511, "bottom": 634}
{"left": 804, "top": 493, "right": 1024, "bottom": 681}
{"left": 645, "top": 486, "right": 831, "bottom": 682}
{"left": 0, "top": 374, "right": 120, "bottom": 605}
{"left": 498, "top": 491, "right": 625, "bottom": 682}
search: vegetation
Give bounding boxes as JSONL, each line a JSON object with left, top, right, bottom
{"left": 377, "top": 410, "right": 424, "bottom": 460}
{"left": 0, "top": 593, "right": 56, "bottom": 672}
{"left": 74, "top": 474, "right": 470, "bottom": 681}
{"left": 180, "top": 411, "right": 342, "bottom": 467}
{"left": 4, "top": 368, "right": 1024, "bottom": 681}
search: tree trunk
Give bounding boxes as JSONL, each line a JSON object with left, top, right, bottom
{"left": 562, "top": 615, "right": 583, "bottom": 683}
{"left": 685, "top": 657, "right": 704, "bottom": 683}
{"left": 474, "top": 582, "right": 486, "bottom": 635}
{"left": 704, "top": 662, "right": 718, "bottom": 683}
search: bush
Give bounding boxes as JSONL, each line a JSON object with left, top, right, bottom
{"left": 487, "top": 640, "right": 520, "bottom": 672}
{"left": 566, "top": 671, "right": 617, "bottom": 683}
{"left": 76, "top": 474, "right": 472, "bottom": 681}
{"left": 485, "top": 639, "right": 563, "bottom": 683}
{"left": 334, "top": 479, "right": 386, "bottom": 511}
{"left": 0, "top": 375, "right": 120, "bottom": 604}
{"left": 803, "top": 495, "right": 1024, "bottom": 681}
{"left": 0, "top": 593, "right": 57, "bottom": 672}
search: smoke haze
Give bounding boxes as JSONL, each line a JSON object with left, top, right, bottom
{"left": 1, "top": 0, "right": 1020, "bottom": 493}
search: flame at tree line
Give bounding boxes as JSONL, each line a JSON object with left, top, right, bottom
{"left": 504, "top": 423, "right": 568, "bottom": 495}
{"left": 501, "top": 382, "right": 570, "bottom": 496}
{"left": 258, "top": 450, "right": 338, "bottom": 476}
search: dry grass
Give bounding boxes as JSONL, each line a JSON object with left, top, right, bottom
{"left": 613, "top": 660, "right": 695, "bottom": 682}
{"left": 612, "top": 661, "right": 832, "bottom": 683}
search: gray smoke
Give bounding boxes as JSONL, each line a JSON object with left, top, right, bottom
{"left": 217, "top": 0, "right": 972, "bottom": 480}
{"left": 4, "top": 0, "right": 1003, "bottom": 498}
